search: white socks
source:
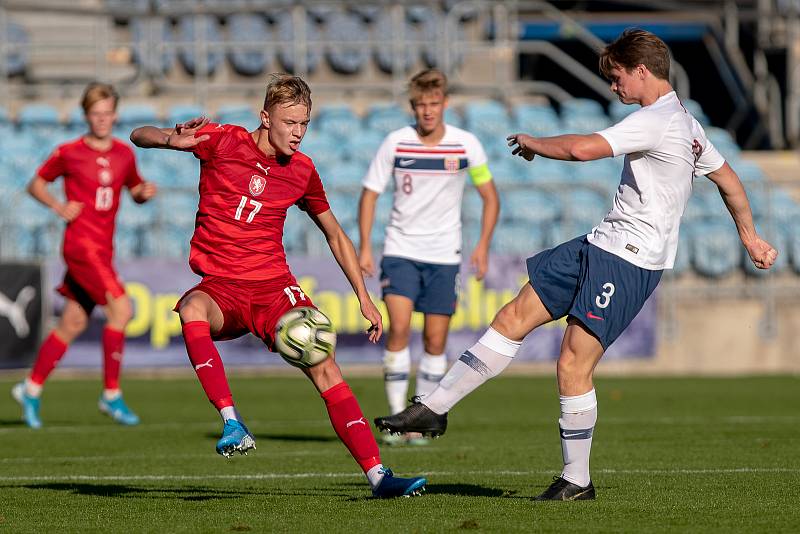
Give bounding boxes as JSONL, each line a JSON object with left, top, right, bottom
{"left": 383, "top": 348, "right": 410, "bottom": 415}
{"left": 103, "top": 389, "right": 121, "bottom": 401}
{"left": 220, "top": 406, "right": 239, "bottom": 422}
{"left": 424, "top": 327, "right": 521, "bottom": 415}
{"left": 366, "top": 464, "right": 386, "bottom": 490}
{"left": 24, "top": 378, "right": 43, "bottom": 398}
{"left": 414, "top": 352, "right": 448, "bottom": 401}
{"left": 559, "top": 389, "right": 597, "bottom": 488}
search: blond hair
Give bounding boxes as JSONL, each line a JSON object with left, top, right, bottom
{"left": 599, "top": 29, "right": 671, "bottom": 81}
{"left": 262, "top": 73, "right": 312, "bottom": 111}
{"left": 408, "top": 69, "right": 448, "bottom": 104}
{"left": 81, "top": 82, "right": 119, "bottom": 114}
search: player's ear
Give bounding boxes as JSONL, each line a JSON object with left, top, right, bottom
{"left": 260, "top": 109, "right": 270, "bottom": 129}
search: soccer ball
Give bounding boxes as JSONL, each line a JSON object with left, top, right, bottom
{"left": 274, "top": 307, "right": 337, "bottom": 368}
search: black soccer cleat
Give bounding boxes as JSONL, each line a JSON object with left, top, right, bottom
{"left": 373, "top": 399, "right": 448, "bottom": 438}
{"left": 533, "top": 476, "right": 596, "bottom": 501}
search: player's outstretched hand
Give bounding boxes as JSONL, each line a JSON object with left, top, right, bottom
{"left": 507, "top": 133, "right": 536, "bottom": 161}
{"left": 745, "top": 236, "right": 778, "bottom": 269}
{"left": 470, "top": 244, "right": 489, "bottom": 281}
{"left": 359, "top": 248, "right": 375, "bottom": 277}
{"left": 361, "top": 300, "right": 383, "bottom": 343}
{"left": 56, "top": 200, "right": 83, "bottom": 222}
{"left": 166, "top": 116, "right": 211, "bottom": 149}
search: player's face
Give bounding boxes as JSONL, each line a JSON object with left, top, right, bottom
{"left": 608, "top": 65, "right": 645, "bottom": 105}
{"left": 411, "top": 91, "right": 447, "bottom": 136}
{"left": 85, "top": 97, "right": 118, "bottom": 139}
{"left": 262, "top": 103, "right": 310, "bottom": 157}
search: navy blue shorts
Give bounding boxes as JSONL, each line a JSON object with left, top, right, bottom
{"left": 526, "top": 236, "right": 662, "bottom": 349}
{"left": 380, "top": 256, "right": 460, "bottom": 316}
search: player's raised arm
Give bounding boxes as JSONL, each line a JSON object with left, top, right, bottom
{"left": 706, "top": 162, "right": 778, "bottom": 269}
{"left": 130, "top": 116, "right": 210, "bottom": 150}
{"left": 310, "top": 208, "right": 384, "bottom": 343}
{"left": 357, "top": 188, "right": 379, "bottom": 277}
{"left": 507, "top": 133, "right": 613, "bottom": 162}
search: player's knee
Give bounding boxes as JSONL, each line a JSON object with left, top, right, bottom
{"left": 493, "top": 299, "right": 525, "bottom": 334}
{"left": 388, "top": 323, "right": 411, "bottom": 344}
{"left": 422, "top": 332, "right": 446, "bottom": 355}
{"left": 60, "top": 313, "right": 88, "bottom": 338}
{"left": 178, "top": 296, "right": 209, "bottom": 323}
{"left": 557, "top": 348, "right": 589, "bottom": 380}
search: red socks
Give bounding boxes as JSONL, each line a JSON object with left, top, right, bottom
{"left": 182, "top": 321, "right": 233, "bottom": 409}
{"left": 321, "top": 382, "right": 381, "bottom": 473}
{"left": 102, "top": 327, "right": 125, "bottom": 390}
{"left": 30, "top": 332, "right": 68, "bottom": 385}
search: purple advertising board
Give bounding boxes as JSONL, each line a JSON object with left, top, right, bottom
{"left": 44, "top": 255, "right": 657, "bottom": 368}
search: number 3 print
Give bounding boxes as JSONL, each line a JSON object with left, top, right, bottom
{"left": 595, "top": 282, "right": 615, "bottom": 309}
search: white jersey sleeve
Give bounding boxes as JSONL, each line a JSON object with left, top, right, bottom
{"left": 596, "top": 110, "right": 668, "bottom": 157}
{"left": 362, "top": 134, "right": 396, "bottom": 194}
{"left": 692, "top": 121, "right": 726, "bottom": 176}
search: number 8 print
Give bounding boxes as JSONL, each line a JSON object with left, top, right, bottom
{"left": 595, "top": 282, "right": 615, "bottom": 309}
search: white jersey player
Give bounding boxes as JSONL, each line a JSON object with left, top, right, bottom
{"left": 375, "top": 29, "right": 778, "bottom": 498}
{"left": 358, "top": 69, "right": 500, "bottom": 444}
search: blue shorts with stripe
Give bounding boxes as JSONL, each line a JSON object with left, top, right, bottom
{"left": 380, "top": 256, "right": 459, "bottom": 316}
{"left": 526, "top": 236, "right": 662, "bottom": 349}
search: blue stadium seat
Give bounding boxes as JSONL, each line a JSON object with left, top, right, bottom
{"left": 464, "top": 100, "right": 512, "bottom": 146}
{"left": 0, "top": 225, "right": 38, "bottom": 260}
{"left": 325, "top": 13, "right": 368, "bottom": 75}
{"left": 118, "top": 103, "right": 160, "bottom": 126}
{"left": 570, "top": 159, "right": 618, "bottom": 187}
{"left": 562, "top": 188, "right": 609, "bottom": 226}
{"left": 300, "top": 130, "right": 341, "bottom": 171}
{"left": 608, "top": 100, "right": 636, "bottom": 122}
{"left": 671, "top": 231, "right": 692, "bottom": 276}
{"left": 525, "top": 157, "right": 573, "bottom": 184}
{"left": 733, "top": 160, "right": 766, "bottom": 184}
{"left": 346, "top": 129, "right": 385, "bottom": 168}
{"left": 416, "top": 9, "right": 464, "bottom": 69}
{"left": 167, "top": 103, "right": 205, "bottom": 125}
{"left": 491, "top": 221, "right": 544, "bottom": 257}
{"left": 17, "top": 196, "right": 52, "bottom": 230}
{"left": 314, "top": 104, "right": 362, "bottom": 139}
{"left": 115, "top": 224, "right": 142, "bottom": 259}
{"left": 157, "top": 191, "right": 198, "bottom": 227}
{"left": 374, "top": 191, "right": 393, "bottom": 227}
{"left": 130, "top": 17, "right": 175, "bottom": 74}
{"left": 691, "top": 222, "right": 741, "bottom": 277}
{"left": 373, "top": 11, "right": 416, "bottom": 73}
{"left": 789, "top": 223, "right": 800, "bottom": 274}
{"left": 560, "top": 98, "right": 610, "bottom": 134}
{"left": 5, "top": 21, "right": 29, "bottom": 77}
{"left": 502, "top": 187, "right": 560, "bottom": 225}
{"left": 227, "top": 14, "right": 270, "bottom": 77}
{"left": 274, "top": 11, "right": 321, "bottom": 74}
{"left": 142, "top": 223, "right": 192, "bottom": 259}
{"left": 365, "top": 104, "right": 412, "bottom": 136}
{"left": 175, "top": 15, "right": 224, "bottom": 76}
{"left": 117, "top": 193, "right": 156, "bottom": 228}
{"left": 17, "top": 104, "right": 61, "bottom": 126}
{"left": 444, "top": 108, "right": 464, "bottom": 129}
{"left": 480, "top": 135, "right": 513, "bottom": 160}
{"left": 513, "top": 103, "right": 561, "bottom": 137}
{"left": 489, "top": 157, "right": 525, "bottom": 184}
{"left": 349, "top": 5, "right": 382, "bottom": 22}
{"left": 216, "top": 103, "right": 255, "bottom": 128}
{"left": 682, "top": 98, "right": 710, "bottom": 126}
{"left": 705, "top": 127, "right": 740, "bottom": 161}
{"left": 325, "top": 161, "right": 367, "bottom": 189}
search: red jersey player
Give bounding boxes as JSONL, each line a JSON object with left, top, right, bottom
{"left": 12, "top": 82, "right": 157, "bottom": 429}
{"left": 130, "top": 74, "right": 426, "bottom": 498}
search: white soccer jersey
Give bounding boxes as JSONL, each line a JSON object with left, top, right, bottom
{"left": 592, "top": 91, "right": 726, "bottom": 270}
{"left": 362, "top": 125, "right": 492, "bottom": 264}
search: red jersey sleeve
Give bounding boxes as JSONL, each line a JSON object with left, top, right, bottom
{"left": 185, "top": 122, "right": 229, "bottom": 161}
{"left": 295, "top": 166, "right": 330, "bottom": 215}
{"left": 36, "top": 147, "right": 66, "bottom": 182}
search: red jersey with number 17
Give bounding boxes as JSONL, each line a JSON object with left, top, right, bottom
{"left": 185, "top": 123, "right": 330, "bottom": 281}
{"left": 37, "top": 137, "right": 143, "bottom": 261}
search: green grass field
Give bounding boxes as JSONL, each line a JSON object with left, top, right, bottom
{"left": 1, "top": 373, "right": 798, "bottom": 533}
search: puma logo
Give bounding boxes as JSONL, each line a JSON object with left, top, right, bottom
{"left": 0, "top": 286, "right": 36, "bottom": 338}
{"left": 194, "top": 358, "right": 214, "bottom": 370}
{"left": 346, "top": 417, "right": 367, "bottom": 429}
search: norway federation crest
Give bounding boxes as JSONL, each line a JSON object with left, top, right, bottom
{"left": 444, "top": 156, "right": 460, "bottom": 172}
{"left": 249, "top": 175, "right": 266, "bottom": 196}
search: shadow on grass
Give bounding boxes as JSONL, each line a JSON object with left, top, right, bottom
{"left": 19, "top": 482, "right": 354, "bottom": 500}
{"left": 340, "top": 482, "right": 520, "bottom": 502}
{"left": 0, "top": 419, "right": 26, "bottom": 427}
{"left": 201, "top": 432, "right": 337, "bottom": 443}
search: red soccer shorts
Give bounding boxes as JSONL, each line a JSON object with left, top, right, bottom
{"left": 58, "top": 256, "right": 126, "bottom": 313}
{"left": 175, "top": 274, "right": 316, "bottom": 351}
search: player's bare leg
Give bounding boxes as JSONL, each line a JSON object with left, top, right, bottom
{"left": 303, "top": 355, "right": 426, "bottom": 497}
{"left": 13, "top": 299, "right": 88, "bottom": 428}
{"left": 375, "top": 284, "right": 552, "bottom": 435}
{"left": 534, "top": 320, "right": 603, "bottom": 501}
{"left": 96, "top": 293, "right": 139, "bottom": 425}
{"left": 178, "top": 291, "right": 253, "bottom": 457}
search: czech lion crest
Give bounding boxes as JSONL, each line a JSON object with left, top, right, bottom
{"left": 249, "top": 175, "right": 266, "bottom": 196}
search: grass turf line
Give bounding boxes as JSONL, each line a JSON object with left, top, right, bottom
{"left": 0, "top": 375, "right": 798, "bottom": 533}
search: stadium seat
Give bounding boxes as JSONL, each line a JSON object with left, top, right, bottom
{"left": 118, "top": 193, "right": 156, "bottom": 228}
{"left": 789, "top": 223, "right": 800, "bottom": 274}
{"left": 608, "top": 100, "right": 636, "bottom": 122}
{"left": 560, "top": 98, "right": 611, "bottom": 134}
{"left": 346, "top": 129, "right": 385, "bottom": 168}
{"left": 118, "top": 103, "right": 160, "bottom": 127}
{"left": 373, "top": 11, "right": 416, "bottom": 73}
{"left": 350, "top": 5, "right": 382, "bottom": 22}
{"left": 682, "top": 98, "right": 710, "bottom": 126}
{"left": 691, "top": 221, "right": 741, "bottom": 277}
{"left": 416, "top": 9, "right": 464, "bottom": 69}
{"left": 325, "top": 161, "right": 367, "bottom": 189}
{"left": 444, "top": 107, "right": 464, "bottom": 129}
{"left": 491, "top": 220, "right": 544, "bottom": 256}
{"left": 561, "top": 188, "right": 609, "bottom": 227}
{"left": 167, "top": 103, "right": 205, "bottom": 125}
{"left": 705, "top": 127, "right": 741, "bottom": 160}
{"left": 314, "top": 104, "right": 362, "bottom": 139}
{"left": 325, "top": 12, "right": 368, "bottom": 75}
{"left": 464, "top": 100, "right": 512, "bottom": 145}
{"left": 502, "top": 187, "right": 560, "bottom": 225}
{"left": 17, "top": 104, "right": 61, "bottom": 126}
{"left": 115, "top": 224, "right": 142, "bottom": 259}
{"left": 130, "top": 17, "right": 175, "bottom": 75}
{"left": 282, "top": 207, "right": 308, "bottom": 254}
{"left": 274, "top": 11, "right": 322, "bottom": 74}
{"left": 142, "top": 223, "right": 192, "bottom": 259}
{"left": 156, "top": 191, "right": 198, "bottom": 227}
{"left": 175, "top": 15, "right": 224, "bottom": 76}
{"left": 215, "top": 103, "right": 255, "bottom": 128}
{"left": 300, "top": 130, "right": 342, "bottom": 172}
{"left": 365, "top": 104, "right": 412, "bottom": 136}
{"left": 227, "top": 14, "right": 270, "bottom": 77}
{"left": 513, "top": 103, "right": 561, "bottom": 137}
{"left": 5, "top": 20, "right": 29, "bottom": 77}
{"left": 671, "top": 230, "right": 692, "bottom": 276}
